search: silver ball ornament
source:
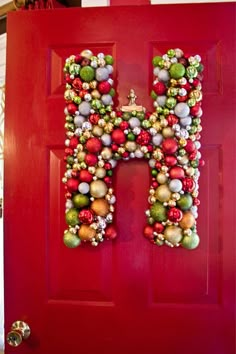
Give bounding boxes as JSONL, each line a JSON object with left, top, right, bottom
{"left": 96, "top": 67, "right": 109, "bottom": 82}
{"left": 169, "top": 179, "right": 183, "bottom": 192}
{"left": 157, "top": 69, "right": 170, "bottom": 82}
{"left": 79, "top": 101, "right": 91, "bottom": 116}
{"left": 78, "top": 182, "right": 90, "bottom": 194}
{"left": 174, "top": 102, "right": 190, "bottom": 118}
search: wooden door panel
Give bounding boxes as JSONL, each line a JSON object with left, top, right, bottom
{"left": 4, "top": 4, "right": 235, "bottom": 354}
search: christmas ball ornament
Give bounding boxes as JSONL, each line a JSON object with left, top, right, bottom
{"left": 91, "top": 198, "right": 110, "bottom": 217}
{"left": 169, "top": 63, "right": 185, "bottom": 79}
{"left": 92, "top": 125, "right": 104, "bottom": 137}
{"left": 167, "top": 207, "right": 183, "bottom": 222}
{"left": 181, "top": 233, "right": 200, "bottom": 249}
{"left": 179, "top": 211, "right": 195, "bottom": 229}
{"left": 85, "top": 153, "right": 98, "bottom": 166}
{"left": 153, "top": 222, "right": 164, "bottom": 233}
{"left": 125, "top": 141, "right": 137, "bottom": 152}
{"left": 169, "top": 179, "right": 183, "bottom": 192}
{"left": 80, "top": 66, "right": 95, "bottom": 82}
{"left": 156, "top": 95, "right": 167, "bottom": 107}
{"left": 79, "top": 101, "right": 91, "bottom": 116}
{"left": 169, "top": 166, "right": 185, "bottom": 179}
{"left": 182, "top": 177, "right": 195, "bottom": 192}
{"left": 153, "top": 81, "right": 166, "bottom": 95}
{"left": 95, "top": 167, "right": 106, "bottom": 178}
{"left": 78, "top": 182, "right": 90, "bottom": 194}
{"left": 156, "top": 172, "right": 168, "bottom": 184}
{"left": 152, "top": 134, "right": 163, "bottom": 146}
{"left": 184, "top": 139, "right": 196, "bottom": 153}
{"left": 67, "top": 178, "right": 79, "bottom": 193}
{"left": 164, "top": 225, "right": 183, "bottom": 244}
{"left": 96, "top": 67, "right": 109, "bottom": 82}
{"left": 111, "top": 129, "right": 126, "bottom": 144}
{"left": 98, "top": 81, "right": 111, "bottom": 94}
{"left": 174, "top": 102, "right": 190, "bottom": 118}
{"left": 79, "top": 170, "right": 93, "bottom": 183}
{"left": 129, "top": 117, "right": 141, "bottom": 129}
{"left": 67, "top": 103, "right": 77, "bottom": 115}
{"left": 152, "top": 55, "right": 163, "bottom": 67}
{"left": 65, "top": 208, "right": 79, "bottom": 226}
{"left": 74, "top": 115, "right": 85, "bottom": 127}
{"left": 80, "top": 49, "right": 93, "bottom": 59}
{"left": 101, "top": 94, "right": 113, "bottom": 106}
{"left": 90, "top": 180, "right": 108, "bottom": 198}
{"left": 150, "top": 202, "right": 167, "bottom": 222}
{"left": 101, "top": 147, "right": 112, "bottom": 160}
{"left": 177, "top": 193, "right": 193, "bottom": 211}
{"left": 86, "top": 137, "right": 102, "bottom": 153}
{"left": 78, "top": 225, "right": 96, "bottom": 241}
{"left": 155, "top": 184, "right": 172, "bottom": 202}
{"left": 143, "top": 225, "right": 154, "bottom": 240}
{"left": 79, "top": 209, "right": 94, "bottom": 224}
{"left": 72, "top": 194, "right": 90, "bottom": 208}
{"left": 158, "top": 69, "right": 170, "bottom": 82}
{"left": 104, "top": 225, "right": 117, "bottom": 240}
{"left": 162, "top": 127, "right": 174, "bottom": 138}
{"left": 104, "top": 55, "right": 114, "bottom": 65}
{"left": 165, "top": 155, "right": 177, "bottom": 167}
{"left": 180, "top": 116, "right": 192, "bottom": 127}
{"left": 63, "top": 231, "right": 81, "bottom": 248}
{"left": 101, "top": 133, "right": 112, "bottom": 146}
{"left": 162, "top": 138, "right": 178, "bottom": 154}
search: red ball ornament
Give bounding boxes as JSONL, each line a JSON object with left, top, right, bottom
{"left": 167, "top": 114, "right": 179, "bottom": 127}
{"left": 71, "top": 170, "right": 78, "bottom": 178}
{"left": 182, "top": 177, "right": 195, "bottom": 192}
{"left": 143, "top": 225, "right": 154, "bottom": 240}
{"left": 193, "top": 198, "right": 200, "bottom": 206}
{"left": 85, "top": 153, "right": 98, "bottom": 166}
{"left": 86, "top": 137, "right": 102, "bottom": 154}
{"left": 104, "top": 176, "right": 112, "bottom": 185}
{"left": 67, "top": 178, "right": 79, "bottom": 193}
{"left": 122, "top": 151, "right": 129, "bottom": 158}
{"left": 79, "top": 170, "right": 93, "bottom": 183}
{"left": 78, "top": 209, "right": 94, "bottom": 224}
{"left": 152, "top": 181, "right": 158, "bottom": 188}
{"left": 65, "top": 73, "right": 73, "bottom": 84}
{"left": 111, "top": 143, "right": 118, "bottom": 152}
{"left": 153, "top": 222, "right": 164, "bottom": 233}
{"left": 190, "top": 103, "right": 201, "bottom": 117}
{"left": 98, "top": 81, "right": 111, "bottom": 94}
{"left": 153, "top": 81, "right": 166, "bottom": 95}
{"left": 104, "top": 225, "right": 117, "bottom": 240}
{"left": 72, "top": 78, "right": 83, "bottom": 90}
{"left": 75, "top": 54, "right": 83, "bottom": 63}
{"left": 89, "top": 113, "right": 100, "bottom": 125}
{"left": 79, "top": 89, "right": 88, "bottom": 98}
{"left": 136, "top": 131, "right": 151, "bottom": 145}
{"left": 184, "top": 139, "right": 196, "bottom": 154}
{"left": 169, "top": 166, "right": 185, "bottom": 179}
{"left": 155, "top": 161, "right": 162, "bottom": 170}
{"left": 165, "top": 155, "right": 177, "bottom": 166}
{"left": 120, "top": 121, "right": 129, "bottom": 131}
{"left": 147, "top": 145, "right": 153, "bottom": 152}
{"left": 168, "top": 207, "right": 183, "bottom": 222}
{"left": 65, "top": 148, "right": 73, "bottom": 156}
{"left": 189, "top": 151, "right": 197, "bottom": 161}
{"left": 176, "top": 95, "right": 187, "bottom": 102}
{"left": 67, "top": 103, "right": 77, "bottom": 115}
{"left": 104, "top": 162, "right": 112, "bottom": 170}
{"left": 162, "top": 138, "right": 178, "bottom": 154}
{"left": 111, "top": 129, "right": 126, "bottom": 145}
{"left": 69, "top": 137, "right": 79, "bottom": 149}
{"left": 181, "top": 82, "right": 192, "bottom": 92}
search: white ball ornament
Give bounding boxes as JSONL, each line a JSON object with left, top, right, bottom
{"left": 174, "top": 102, "right": 190, "bottom": 118}
{"left": 101, "top": 94, "right": 113, "bottom": 106}
{"left": 152, "top": 133, "right": 163, "bottom": 146}
{"left": 180, "top": 116, "right": 192, "bottom": 127}
{"left": 79, "top": 101, "right": 91, "bottom": 116}
{"left": 156, "top": 95, "right": 167, "bottom": 107}
{"left": 109, "top": 159, "right": 117, "bottom": 168}
{"left": 101, "top": 134, "right": 112, "bottom": 146}
{"left": 74, "top": 115, "right": 85, "bottom": 127}
{"left": 135, "top": 149, "right": 144, "bottom": 158}
{"left": 153, "top": 67, "right": 160, "bottom": 76}
{"left": 96, "top": 67, "right": 109, "bottom": 82}
{"left": 78, "top": 182, "right": 90, "bottom": 194}
{"left": 106, "top": 65, "right": 113, "bottom": 74}
{"left": 149, "top": 159, "right": 156, "bottom": 168}
{"left": 157, "top": 69, "right": 170, "bottom": 82}
{"left": 129, "top": 117, "right": 141, "bottom": 129}
{"left": 169, "top": 179, "right": 183, "bottom": 192}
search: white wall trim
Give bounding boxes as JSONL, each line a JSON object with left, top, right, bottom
{"left": 151, "top": 0, "right": 234, "bottom": 3}
{"left": 81, "top": 0, "right": 110, "bottom": 7}
{"left": 0, "top": 33, "right": 6, "bottom": 87}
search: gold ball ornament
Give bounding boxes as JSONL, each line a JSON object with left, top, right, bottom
{"left": 95, "top": 167, "right": 106, "bottom": 178}
{"left": 164, "top": 225, "right": 183, "bottom": 244}
{"left": 155, "top": 184, "right": 172, "bottom": 202}
{"left": 92, "top": 125, "right": 104, "bottom": 137}
{"left": 101, "top": 147, "right": 112, "bottom": 160}
{"left": 179, "top": 211, "right": 195, "bottom": 229}
{"left": 91, "top": 89, "right": 101, "bottom": 99}
{"left": 78, "top": 225, "right": 96, "bottom": 241}
{"left": 80, "top": 49, "right": 93, "bottom": 59}
{"left": 156, "top": 173, "right": 168, "bottom": 184}
{"left": 90, "top": 180, "right": 108, "bottom": 198}
{"left": 91, "top": 198, "right": 110, "bottom": 217}
{"left": 162, "top": 127, "right": 174, "bottom": 138}
{"left": 90, "top": 80, "right": 97, "bottom": 89}
{"left": 125, "top": 141, "right": 137, "bottom": 152}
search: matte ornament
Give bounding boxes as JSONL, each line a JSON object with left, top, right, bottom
{"left": 78, "top": 225, "right": 96, "bottom": 241}
{"left": 150, "top": 202, "right": 167, "bottom": 222}
{"left": 181, "top": 233, "right": 200, "bottom": 249}
{"left": 80, "top": 66, "right": 95, "bottom": 82}
{"left": 104, "top": 225, "right": 117, "bottom": 240}
{"left": 90, "top": 180, "right": 108, "bottom": 198}
{"left": 164, "top": 225, "right": 183, "bottom": 244}
{"left": 65, "top": 208, "right": 79, "bottom": 226}
{"left": 91, "top": 198, "right": 110, "bottom": 217}
{"left": 86, "top": 137, "right": 102, "bottom": 153}
{"left": 72, "top": 194, "right": 90, "bottom": 208}
{"left": 63, "top": 231, "right": 81, "bottom": 248}
{"left": 179, "top": 211, "right": 195, "bottom": 229}
{"left": 155, "top": 185, "right": 172, "bottom": 202}
{"left": 169, "top": 63, "right": 186, "bottom": 79}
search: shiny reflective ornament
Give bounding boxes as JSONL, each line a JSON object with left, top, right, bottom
{"left": 164, "top": 225, "right": 183, "bottom": 244}
{"left": 90, "top": 180, "right": 108, "bottom": 198}
{"left": 91, "top": 198, "right": 110, "bottom": 217}
{"left": 155, "top": 184, "right": 172, "bottom": 202}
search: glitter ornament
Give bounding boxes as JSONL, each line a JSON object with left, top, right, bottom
{"left": 80, "top": 66, "right": 95, "bottom": 82}
{"left": 164, "top": 225, "right": 183, "bottom": 244}
{"left": 63, "top": 231, "right": 81, "bottom": 248}
{"left": 79, "top": 209, "right": 94, "bottom": 224}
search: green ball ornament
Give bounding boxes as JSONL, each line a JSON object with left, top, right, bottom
{"left": 72, "top": 194, "right": 90, "bottom": 208}
{"left": 65, "top": 208, "right": 79, "bottom": 226}
{"left": 127, "top": 132, "right": 136, "bottom": 141}
{"left": 152, "top": 56, "right": 163, "bottom": 67}
{"left": 109, "top": 88, "right": 116, "bottom": 97}
{"left": 177, "top": 194, "right": 193, "bottom": 211}
{"left": 151, "top": 90, "right": 158, "bottom": 100}
{"left": 136, "top": 111, "right": 145, "bottom": 120}
{"left": 104, "top": 55, "right": 114, "bottom": 65}
{"left": 63, "top": 231, "right": 81, "bottom": 248}
{"left": 66, "top": 156, "right": 74, "bottom": 165}
{"left": 167, "top": 49, "right": 175, "bottom": 58}
{"left": 122, "top": 112, "right": 131, "bottom": 121}
{"left": 142, "top": 120, "right": 152, "bottom": 129}
{"left": 151, "top": 169, "right": 158, "bottom": 177}
{"left": 181, "top": 233, "right": 200, "bottom": 249}
{"left": 150, "top": 202, "right": 167, "bottom": 222}
{"left": 80, "top": 66, "right": 95, "bottom": 82}
{"left": 169, "top": 63, "right": 186, "bottom": 79}
{"left": 166, "top": 97, "right": 177, "bottom": 109}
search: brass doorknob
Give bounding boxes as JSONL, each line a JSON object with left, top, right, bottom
{"left": 6, "top": 321, "right": 31, "bottom": 347}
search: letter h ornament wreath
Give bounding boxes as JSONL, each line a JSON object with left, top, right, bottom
{"left": 62, "top": 48, "right": 204, "bottom": 249}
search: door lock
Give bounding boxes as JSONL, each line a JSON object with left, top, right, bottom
{"left": 6, "top": 321, "right": 31, "bottom": 347}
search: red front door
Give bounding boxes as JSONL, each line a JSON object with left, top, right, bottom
{"left": 4, "top": 4, "right": 236, "bottom": 354}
